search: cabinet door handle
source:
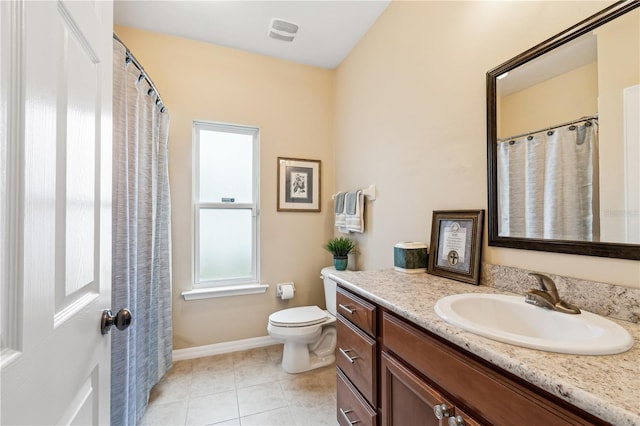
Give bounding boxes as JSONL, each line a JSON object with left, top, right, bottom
{"left": 339, "top": 408, "right": 360, "bottom": 425}
{"left": 433, "top": 403, "right": 451, "bottom": 420}
{"left": 338, "top": 348, "right": 359, "bottom": 363}
{"left": 338, "top": 304, "right": 355, "bottom": 314}
{"left": 448, "top": 415, "right": 466, "bottom": 426}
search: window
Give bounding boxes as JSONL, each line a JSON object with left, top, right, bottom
{"left": 191, "top": 121, "right": 260, "bottom": 295}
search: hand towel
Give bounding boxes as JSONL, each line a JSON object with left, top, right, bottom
{"left": 345, "top": 190, "right": 365, "bottom": 233}
{"left": 334, "top": 192, "right": 349, "bottom": 233}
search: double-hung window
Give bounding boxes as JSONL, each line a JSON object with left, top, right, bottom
{"left": 191, "top": 121, "right": 260, "bottom": 296}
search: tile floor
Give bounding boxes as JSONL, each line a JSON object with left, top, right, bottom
{"left": 139, "top": 345, "right": 338, "bottom": 426}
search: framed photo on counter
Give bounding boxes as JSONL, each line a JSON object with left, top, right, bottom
{"left": 428, "top": 210, "right": 484, "bottom": 285}
{"left": 277, "top": 157, "right": 321, "bottom": 212}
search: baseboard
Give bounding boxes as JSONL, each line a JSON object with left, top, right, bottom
{"left": 172, "top": 335, "right": 279, "bottom": 361}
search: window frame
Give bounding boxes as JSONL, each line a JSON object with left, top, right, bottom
{"left": 192, "top": 120, "right": 260, "bottom": 289}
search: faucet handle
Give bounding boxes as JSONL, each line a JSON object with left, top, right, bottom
{"left": 528, "top": 273, "right": 560, "bottom": 301}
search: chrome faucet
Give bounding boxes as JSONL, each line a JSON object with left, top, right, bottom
{"left": 525, "top": 273, "right": 581, "bottom": 314}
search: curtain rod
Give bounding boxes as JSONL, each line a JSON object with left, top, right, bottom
{"left": 113, "top": 33, "right": 166, "bottom": 112}
{"left": 498, "top": 114, "right": 598, "bottom": 142}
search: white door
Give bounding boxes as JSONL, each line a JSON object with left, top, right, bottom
{"left": 1, "top": 1, "right": 114, "bottom": 424}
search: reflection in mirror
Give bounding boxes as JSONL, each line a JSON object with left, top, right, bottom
{"left": 487, "top": 1, "right": 640, "bottom": 260}
{"left": 497, "top": 117, "right": 599, "bottom": 242}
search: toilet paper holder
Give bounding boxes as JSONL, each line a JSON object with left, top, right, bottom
{"left": 276, "top": 282, "right": 296, "bottom": 297}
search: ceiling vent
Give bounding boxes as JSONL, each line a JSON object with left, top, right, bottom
{"left": 268, "top": 18, "right": 299, "bottom": 42}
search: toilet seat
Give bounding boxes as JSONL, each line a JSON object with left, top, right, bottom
{"left": 269, "top": 306, "right": 328, "bottom": 327}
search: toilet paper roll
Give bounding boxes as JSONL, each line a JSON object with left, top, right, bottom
{"left": 280, "top": 284, "right": 295, "bottom": 300}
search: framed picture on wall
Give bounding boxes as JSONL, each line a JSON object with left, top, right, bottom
{"left": 277, "top": 157, "right": 321, "bottom": 212}
{"left": 428, "top": 210, "right": 484, "bottom": 285}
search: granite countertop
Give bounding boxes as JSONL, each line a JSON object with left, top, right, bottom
{"left": 329, "top": 269, "right": 640, "bottom": 426}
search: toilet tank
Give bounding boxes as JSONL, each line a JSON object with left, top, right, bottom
{"left": 321, "top": 267, "right": 338, "bottom": 316}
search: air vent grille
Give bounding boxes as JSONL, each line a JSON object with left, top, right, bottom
{"left": 269, "top": 31, "right": 295, "bottom": 42}
{"left": 272, "top": 19, "right": 298, "bottom": 34}
{"left": 268, "top": 18, "right": 299, "bottom": 42}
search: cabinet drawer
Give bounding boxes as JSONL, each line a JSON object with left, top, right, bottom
{"left": 337, "top": 315, "right": 377, "bottom": 406}
{"left": 382, "top": 312, "right": 601, "bottom": 426}
{"left": 337, "top": 368, "right": 377, "bottom": 426}
{"left": 337, "top": 286, "right": 376, "bottom": 337}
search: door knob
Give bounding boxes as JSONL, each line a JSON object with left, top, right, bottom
{"left": 101, "top": 308, "right": 132, "bottom": 335}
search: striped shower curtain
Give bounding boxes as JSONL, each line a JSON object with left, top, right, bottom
{"left": 497, "top": 119, "right": 599, "bottom": 241}
{"left": 111, "top": 38, "right": 173, "bottom": 425}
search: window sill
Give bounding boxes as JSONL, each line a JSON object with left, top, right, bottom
{"left": 181, "top": 283, "right": 269, "bottom": 301}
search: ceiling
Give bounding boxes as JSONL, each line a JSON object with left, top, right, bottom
{"left": 113, "top": 1, "right": 391, "bottom": 69}
{"left": 497, "top": 32, "right": 597, "bottom": 96}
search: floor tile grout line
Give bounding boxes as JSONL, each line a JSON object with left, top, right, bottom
{"left": 234, "top": 380, "right": 241, "bottom": 425}
{"left": 141, "top": 345, "right": 338, "bottom": 426}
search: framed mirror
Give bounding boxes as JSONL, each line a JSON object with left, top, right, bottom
{"left": 487, "top": 0, "right": 640, "bottom": 260}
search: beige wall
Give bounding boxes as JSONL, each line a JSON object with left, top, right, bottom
{"left": 114, "top": 26, "right": 336, "bottom": 349}
{"left": 335, "top": 1, "right": 639, "bottom": 288}
{"left": 498, "top": 62, "right": 598, "bottom": 139}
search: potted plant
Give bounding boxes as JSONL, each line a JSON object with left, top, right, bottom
{"left": 325, "top": 236, "right": 356, "bottom": 271}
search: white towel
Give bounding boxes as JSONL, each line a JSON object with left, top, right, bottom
{"left": 345, "top": 190, "right": 365, "bottom": 233}
{"left": 334, "top": 192, "right": 349, "bottom": 233}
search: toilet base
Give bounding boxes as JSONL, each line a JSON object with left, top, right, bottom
{"left": 267, "top": 307, "right": 337, "bottom": 374}
{"left": 278, "top": 324, "right": 337, "bottom": 374}
{"left": 281, "top": 342, "right": 336, "bottom": 374}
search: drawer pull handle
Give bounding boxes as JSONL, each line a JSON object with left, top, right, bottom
{"left": 433, "top": 403, "right": 451, "bottom": 420}
{"left": 339, "top": 408, "right": 360, "bottom": 425}
{"left": 339, "top": 348, "right": 359, "bottom": 363}
{"left": 338, "top": 304, "right": 355, "bottom": 314}
{"left": 448, "top": 415, "right": 466, "bottom": 426}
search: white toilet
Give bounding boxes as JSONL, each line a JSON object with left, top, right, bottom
{"left": 267, "top": 267, "right": 338, "bottom": 373}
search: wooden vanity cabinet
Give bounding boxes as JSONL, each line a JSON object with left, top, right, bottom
{"left": 381, "top": 312, "right": 607, "bottom": 426}
{"left": 335, "top": 284, "right": 609, "bottom": 426}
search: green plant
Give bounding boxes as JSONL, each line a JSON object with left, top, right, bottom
{"left": 324, "top": 237, "right": 356, "bottom": 257}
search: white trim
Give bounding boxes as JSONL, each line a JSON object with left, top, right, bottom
{"left": 181, "top": 283, "right": 269, "bottom": 301}
{"left": 1, "top": 0, "right": 24, "bottom": 355}
{"left": 172, "top": 335, "right": 278, "bottom": 361}
{"left": 53, "top": 292, "right": 99, "bottom": 328}
{"left": 56, "top": 1, "right": 99, "bottom": 63}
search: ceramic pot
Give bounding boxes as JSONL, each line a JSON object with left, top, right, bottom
{"left": 333, "top": 255, "right": 348, "bottom": 271}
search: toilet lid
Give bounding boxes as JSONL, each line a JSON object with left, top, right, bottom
{"left": 269, "top": 306, "right": 328, "bottom": 327}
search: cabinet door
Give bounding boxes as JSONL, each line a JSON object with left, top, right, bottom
{"left": 381, "top": 351, "right": 455, "bottom": 426}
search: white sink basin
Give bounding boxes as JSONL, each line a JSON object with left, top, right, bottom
{"left": 434, "top": 293, "right": 634, "bottom": 355}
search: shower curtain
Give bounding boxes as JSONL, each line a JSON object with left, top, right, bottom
{"left": 497, "top": 119, "right": 599, "bottom": 241}
{"left": 111, "top": 39, "right": 172, "bottom": 426}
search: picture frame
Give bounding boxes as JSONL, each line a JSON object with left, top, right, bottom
{"left": 277, "top": 157, "right": 321, "bottom": 212}
{"left": 428, "top": 210, "right": 484, "bottom": 285}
